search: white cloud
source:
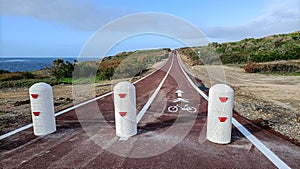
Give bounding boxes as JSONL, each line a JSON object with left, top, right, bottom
{"left": 79, "top": 13, "right": 210, "bottom": 56}
{"left": 205, "top": 0, "right": 300, "bottom": 42}
{"left": 0, "top": 0, "right": 132, "bottom": 30}
{"left": 1, "top": 0, "right": 298, "bottom": 44}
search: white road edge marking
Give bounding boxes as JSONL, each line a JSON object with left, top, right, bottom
{"left": 0, "top": 57, "right": 169, "bottom": 140}
{"left": 232, "top": 119, "right": 291, "bottom": 169}
{"left": 0, "top": 124, "right": 33, "bottom": 140}
{"left": 136, "top": 56, "right": 174, "bottom": 123}
{"left": 177, "top": 54, "right": 291, "bottom": 169}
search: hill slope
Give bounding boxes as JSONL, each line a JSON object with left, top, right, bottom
{"left": 178, "top": 31, "right": 300, "bottom": 65}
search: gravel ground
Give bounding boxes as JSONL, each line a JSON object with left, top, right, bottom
{"left": 179, "top": 54, "right": 300, "bottom": 145}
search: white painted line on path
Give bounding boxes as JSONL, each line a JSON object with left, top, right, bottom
{"left": 55, "top": 91, "right": 113, "bottom": 117}
{"left": 177, "top": 54, "right": 291, "bottom": 169}
{"left": 136, "top": 56, "right": 174, "bottom": 123}
{"left": 177, "top": 55, "right": 208, "bottom": 100}
{"left": 0, "top": 91, "right": 113, "bottom": 140}
{"left": 0, "top": 124, "right": 33, "bottom": 140}
{"left": 0, "top": 57, "right": 170, "bottom": 140}
{"left": 232, "top": 119, "right": 291, "bottom": 169}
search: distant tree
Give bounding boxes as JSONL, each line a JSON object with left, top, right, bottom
{"left": 51, "top": 59, "right": 75, "bottom": 79}
{"left": 0, "top": 70, "right": 10, "bottom": 74}
{"left": 97, "top": 67, "right": 114, "bottom": 80}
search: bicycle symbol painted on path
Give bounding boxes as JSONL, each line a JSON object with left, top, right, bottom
{"left": 167, "top": 89, "right": 197, "bottom": 113}
{"left": 168, "top": 104, "right": 197, "bottom": 113}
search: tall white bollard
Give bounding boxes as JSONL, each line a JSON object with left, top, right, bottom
{"left": 207, "top": 84, "right": 234, "bottom": 144}
{"left": 114, "top": 81, "right": 137, "bottom": 138}
{"left": 29, "top": 82, "right": 56, "bottom": 136}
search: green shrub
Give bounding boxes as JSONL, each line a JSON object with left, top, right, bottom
{"left": 51, "top": 59, "right": 75, "bottom": 80}
{"left": 0, "top": 70, "right": 10, "bottom": 74}
{"left": 203, "top": 31, "right": 300, "bottom": 64}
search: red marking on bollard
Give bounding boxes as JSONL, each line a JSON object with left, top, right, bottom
{"left": 33, "top": 112, "right": 40, "bottom": 116}
{"left": 119, "top": 112, "right": 127, "bottom": 117}
{"left": 118, "top": 94, "right": 126, "bottom": 98}
{"left": 219, "top": 97, "right": 228, "bottom": 102}
{"left": 31, "top": 94, "right": 39, "bottom": 99}
{"left": 218, "top": 117, "right": 227, "bottom": 122}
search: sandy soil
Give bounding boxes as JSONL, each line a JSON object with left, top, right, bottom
{"left": 181, "top": 61, "right": 300, "bottom": 144}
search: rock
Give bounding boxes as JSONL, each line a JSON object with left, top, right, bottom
{"left": 14, "top": 100, "right": 30, "bottom": 106}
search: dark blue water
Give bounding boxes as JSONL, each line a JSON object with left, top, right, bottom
{"left": 0, "top": 57, "right": 77, "bottom": 72}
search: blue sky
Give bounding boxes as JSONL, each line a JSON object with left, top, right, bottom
{"left": 0, "top": 0, "right": 299, "bottom": 57}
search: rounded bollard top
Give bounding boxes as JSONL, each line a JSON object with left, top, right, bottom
{"left": 210, "top": 84, "right": 233, "bottom": 93}
{"left": 114, "top": 81, "right": 135, "bottom": 91}
{"left": 114, "top": 81, "right": 134, "bottom": 87}
{"left": 29, "top": 82, "right": 52, "bottom": 91}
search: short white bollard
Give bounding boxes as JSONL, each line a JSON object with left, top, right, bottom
{"left": 207, "top": 84, "right": 234, "bottom": 144}
{"left": 29, "top": 82, "right": 56, "bottom": 136}
{"left": 114, "top": 81, "right": 137, "bottom": 138}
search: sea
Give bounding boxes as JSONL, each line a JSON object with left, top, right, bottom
{"left": 0, "top": 57, "right": 97, "bottom": 72}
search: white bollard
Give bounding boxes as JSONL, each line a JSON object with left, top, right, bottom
{"left": 114, "top": 81, "right": 137, "bottom": 138}
{"left": 29, "top": 82, "right": 56, "bottom": 136}
{"left": 207, "top": 84, "right": 234, "bottom": 144}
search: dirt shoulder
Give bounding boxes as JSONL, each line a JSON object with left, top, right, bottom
{"left": 182, "top": 61, "right": 300, "bottom": 144}
{"left": 0, "top": 82, "right": 109, "bottom": 135}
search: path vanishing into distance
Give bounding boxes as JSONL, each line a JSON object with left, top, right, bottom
{"left": 1, "top": 51, "right": 299, "bottom": 168}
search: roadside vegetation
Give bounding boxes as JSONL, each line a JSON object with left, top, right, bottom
{"left": 243, "top": 60, "right": 300, "bottom": 74}
{"left": 1, "top": 31, "right": 299, "bottom": 88}
{"left": 178, "top": 31, "right": 300, "bottom": 74}
{"left": 0, "top": 48, "right": 170, "bottom": 88}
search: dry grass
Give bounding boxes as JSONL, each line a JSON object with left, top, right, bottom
{"left": 244, "top": 60, "right": 300, "bottom": 74}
